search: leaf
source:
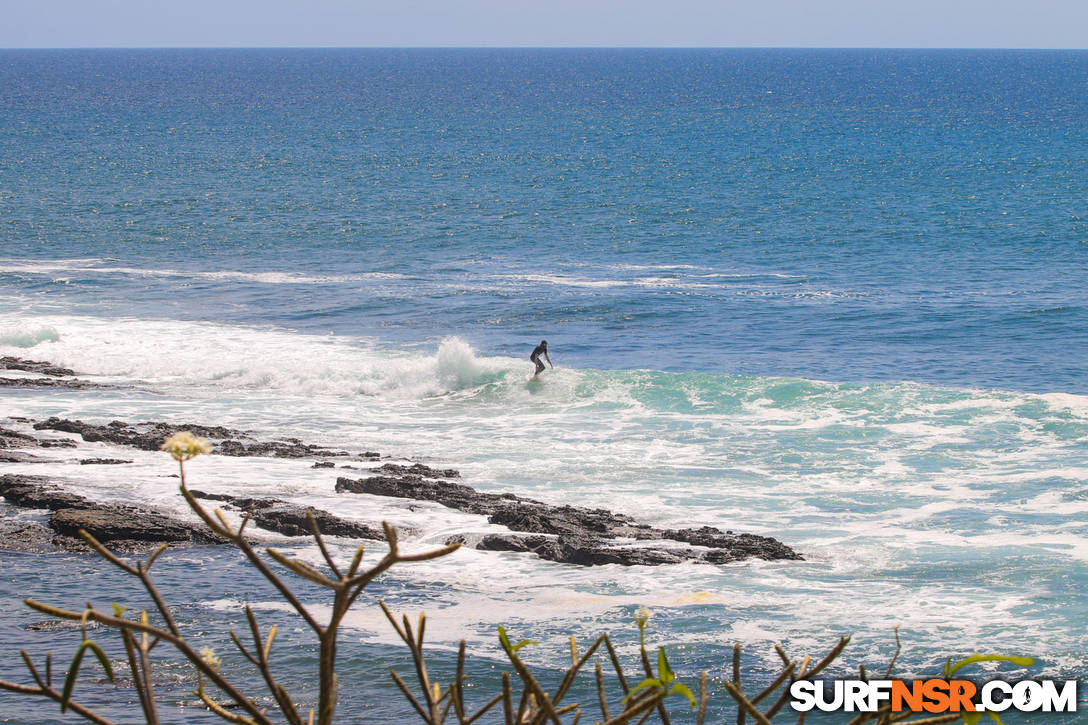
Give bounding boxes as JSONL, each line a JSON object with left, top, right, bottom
{"left": 669, "top": 681, "right": 697, "bottom": 707}
{"left": 963, "top": 712, "right": 982, "bottom": 725}
{"left": 60, "top": 640, "right": 114, "bottom": 713}
{"left": 111, "top": 603, "right": 128, "bottom": 617}
{"left": 621, "top": 677, "right": 662, "bottom": 705}
{"left": 947, "top": 654, "right": 1034, "bottom": 678}
{"left": 85, "top": 641, "right": 115, "bottom": 682}
{"left": 496, "top": 626, "right": 538, "bottom": 653}
{"left": 657, "top": 648, "right": 675, "bottom": 685}
{"left": 985, "top": 712, "right": 1004, "bottom": 725}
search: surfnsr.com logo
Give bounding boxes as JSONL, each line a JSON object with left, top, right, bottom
{"left": 790, "top": 679, "right": 1078, "bottom": 714}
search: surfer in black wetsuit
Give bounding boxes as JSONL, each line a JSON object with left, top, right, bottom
{"left": 530, "top": 340, "right": 553, "bottom": 377}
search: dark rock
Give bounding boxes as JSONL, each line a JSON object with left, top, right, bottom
{"left": 488, "top": 504, "right": 632, "bottom": 537}
{"left": 34, "top": 418, "right": 238, "bottom": 451}
{"left": 188, "top": 490, "right": 235, "bottom": 502}
{"left": 79, "top": 458, "right": 133, "bottom": 465}
{"left": 375, "top": 462, "right": 460, "bottom": 479}
{"left": 39, "top": 438, "right": 77, "bottom": 448}
{"left": 336, "top": 473, "right": 802, "bottom": 566}
{"left": 476, "top": 533, "right": 551, "bottom": 553}
{"left": 474, "top": 532, "right": 689, "bottom": 566}
{"left": 27, "top": 619, "right": 102, "bottom": 632}
{"left": 31, "top": 417, "right": 365, "bottom": 460}
{"left": 50, "top": 507, "right": 214, "bottom": 544}
{"left": 0, "top": 451, "right": 44, "bottom": 463}
{"left": 313, "top": 461, "right": 336, "bottom": 468}
{"left": 228, "top": 497, "right": 385, "bottom": 541}
{"left": 336, "top": 475, "right": 495, "bottom": 514}
{"left": 0, "top": 427, "right": 38, "bottom": 448}
{"left": 0, "top": 474, "right": 218, "bottom": 551}
{"left": 0, "top": 377, "right": 110, "bottom": 390}
{"left": 533, "top": 536, "right": 689, "bottom": 567}
{"left": 0, "top": 475, "right": 92, "bottom": 510}
{"left": 0, "top": 510, "right": 56, "bottom": 553}
{"left": 0, "top": 356, "right": 75, "bottom": 377}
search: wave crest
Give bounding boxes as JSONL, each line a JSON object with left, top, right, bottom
{"left": 0, "top": 325, "right": 60, "bottom": 348}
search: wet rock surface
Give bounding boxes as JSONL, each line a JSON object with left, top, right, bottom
{"left": 0, "top": 398, "right": 805, "bottom": 566}
{"left": 0, "top": 509, "right": 57, "bottom": 553}
{"left": 27, "top": 619, "right": 102, "bottom": 632}
{"left": 32, "top": 417, "right": 370, "bottom": 460}
{"left": 0, "top": 474, "right": 218, "bottom": 552}
{"left": 0, "top": 473, "right": 387, "bottom": 551}
{"left": 0, "top": 357, "right": 76, "bottom": 377}
{"left": 0, "top": 426, "right": 39, "bottom": 448}
{"left": 0, "top": 376, "right": 113, "bottom": 390}
{"left": 190, "top": 490, "right": 387, "bottom": 541}
{"left": 50, "top": 507, "right": 214, "bottom": 545}
{"left": 340, "top": 470, "right": 802, "bottom": 567}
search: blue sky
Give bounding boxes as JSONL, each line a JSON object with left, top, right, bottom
{"left": 4, "top": 0, "right": 1088, "bottom": 48}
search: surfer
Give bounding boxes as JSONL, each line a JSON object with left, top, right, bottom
{"left": 530, "top": 340, "right": 553, "bottom": 377}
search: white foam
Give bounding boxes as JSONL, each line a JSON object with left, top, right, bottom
{"left": 0, "top": 313, "right": 512, "bottom": 400}
{"left": 3, "top": 310, "right": 1087, "bottom": 679}
{"left": 0, "top": 258, "right": 405, "bottom": 286}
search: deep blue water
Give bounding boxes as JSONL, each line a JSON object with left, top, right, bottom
{"left": 2, "top": 48, "right": 1087, "bottom": 390}
{"left": 2, "top": 49, "right": 1087, "bottom": 724}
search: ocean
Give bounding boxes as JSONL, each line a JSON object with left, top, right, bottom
{"left": 1, "top": 48, "right": 1086, "bottom": 722}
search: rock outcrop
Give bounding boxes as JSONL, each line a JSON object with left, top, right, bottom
{"left": 31, "top": 417, "right": 371, "bottom": 460}
{"left": 338, "top": 468, "right": 801, "bottom": 567}
{"left": 0, "top": 357, "right": 76, "bottom": 377}
{"left": 0, "top": 474, "right": 218, "bottom": 552}
{"left": 190, "top": 491, "right": 387, "bottom": 541}
{"left": 0, "top": 401, "right": 806, "bottom": 567}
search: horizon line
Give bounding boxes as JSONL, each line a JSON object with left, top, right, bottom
{"left": 3, "top": 45, "right": 1088, "bottom": 51}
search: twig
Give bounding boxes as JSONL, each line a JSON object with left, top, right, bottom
{"left": 884, "top": 627, "right": 901, "bottom": 679}
{"left": 733, "top": 643, "right": 744, "bottom": 725}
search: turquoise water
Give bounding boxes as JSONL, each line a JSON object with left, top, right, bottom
{"left": 1, "top": 49, "right": 1086, "bottom": 722}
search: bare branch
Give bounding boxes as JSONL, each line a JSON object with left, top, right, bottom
{"left": 24, "top": 601, "right": 273, "bottom": 725}
{"left": 884, "top": 627, "right": 902, "bottom": 679}
{"left": 306, "top": 510, "right": 342, "bottom": 579}
{"left": 722, "top": 681, "right": 773, "bottom": 725}
{"left": 181, "top": 484, "right": 324, "bottom": 634}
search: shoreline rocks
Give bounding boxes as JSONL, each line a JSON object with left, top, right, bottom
{"left": 0, "top": 376, "right": 114, "bottom": 390}
{"left": 0, "top": 356, "right": 75, "bottom": 377}
{"left": 191, "top": 490, "right": 388, "bottom": 541}
{"left": 0, "top": 357, "right": 805, "bottom": 566}
{"left": 337, "top": 468, "right": 802, "bottom": 567}
{"left": 32, "top": 417, "right": 373, "bottom": 460}
{"left": 0, "top": 474, "right": 219, "bottom": 553}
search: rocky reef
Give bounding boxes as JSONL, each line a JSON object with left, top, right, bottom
{"left": 337, "top": 465, "right": 801, "bottom": 566}
{"left": 1, "top": 355, "right": 802, "bottom": 567}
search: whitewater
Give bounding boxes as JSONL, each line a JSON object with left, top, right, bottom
{"left": 4, "top": 306, "right": 1087, "bottom": 679}
{"left": 3, "top": 48, "right": 1088, "bottom": 722}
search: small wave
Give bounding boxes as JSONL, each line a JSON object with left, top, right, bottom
{"left": 0, "top": 325, "right": 60, "bottom": 348}
{"left": 0, "top": 313, "right": 512, "bottom": 400}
